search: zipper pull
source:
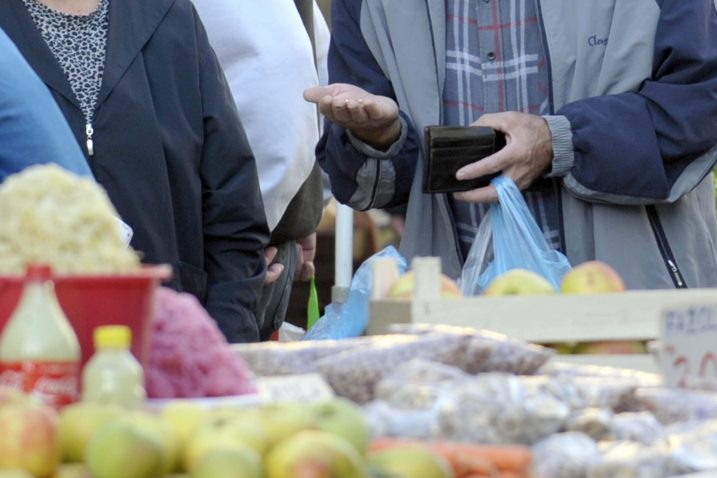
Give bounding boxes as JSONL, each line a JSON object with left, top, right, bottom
{"left": 85, "top": 123, "right": 94, "bottom": 157}
{"left": 667, "top": 259, "right": 685, "bottom": 288}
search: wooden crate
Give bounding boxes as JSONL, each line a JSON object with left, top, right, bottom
{"left": 368, "top": 257, "right": 717, "bottom": 373}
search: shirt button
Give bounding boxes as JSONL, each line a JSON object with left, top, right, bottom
{"left": 487, "top": 51, "right": 496, "bottom": 61}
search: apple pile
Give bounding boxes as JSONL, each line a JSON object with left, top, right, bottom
{"left": 483, "top": 260, "right": 626, "bottom": 296}
{"left": 482, "top": 261, "right": 644, "bottom": 355}
{"left": 0, "top": 389, "right": 456, "bottom": 478}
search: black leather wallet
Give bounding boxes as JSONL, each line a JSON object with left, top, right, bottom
{"left": 422, "top": 125, "right": 506, "bottom": 193}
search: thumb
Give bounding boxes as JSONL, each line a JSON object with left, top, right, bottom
{"left": 303, "top": 85, "right": 333, "bottom": 103}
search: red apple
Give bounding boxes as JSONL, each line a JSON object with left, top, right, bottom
{"left": 0, "top": 402, "right": 61, "bottom": 477}
{"left": 560, "top": 261, "right": 625, "bottom": 294}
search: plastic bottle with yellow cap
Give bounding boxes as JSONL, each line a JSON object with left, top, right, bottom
{"left": 82, "top": 325, "right": 146, "bottom": 408}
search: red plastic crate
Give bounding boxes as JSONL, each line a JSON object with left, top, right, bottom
{"left": 0, "top": 265, "right": 171, "bottom": 369}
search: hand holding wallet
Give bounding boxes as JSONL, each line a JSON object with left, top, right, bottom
{"left": 423, "top": 125, "right": 506, "bottom": 194}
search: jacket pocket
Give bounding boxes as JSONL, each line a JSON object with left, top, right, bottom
{"left": 175, "top": 262, "right": 208, "bottom": 302}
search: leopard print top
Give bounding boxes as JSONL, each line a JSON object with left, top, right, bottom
{"left": 23, "top": 0, "right": 109, "bottom": 126}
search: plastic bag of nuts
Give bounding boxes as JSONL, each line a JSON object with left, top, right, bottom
{"left": 585, "top": 440, "right": 672, "bottom": 478}
{"left": 531, "top": 432, "right": 601, "bottom": 478}
{"left": 316, "top": 332, "right": 470, "bottom": 403}
{"left": 231, "top": 338, "right": 364, "bottom": 376}
{"left": 374, "top": 358, "right": 471, "bottom": 409}
{"left": 625, "top": 387, "right": 717, "bottom": 424}
{"left": 436, "top": 373, "right": 570, "bottom": 445}
{"left": 387, "top": 323, "right": 552, "bottom": 374}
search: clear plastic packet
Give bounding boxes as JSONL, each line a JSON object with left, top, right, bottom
{"left": 524, "top": 375, "right": 637, "bottom": 412}
{"left": 387, "top": 323, "right": 553, "bottom": 375}
{"left": 362, "top": 399, "right": 443, "bottom": 440}
{"left": 565, "top": 408, "right": 615, "bottom": 442}
{"left": 585, "top": 440, "right": 672, "bottom": 478}
{"left": 475, "top": 329, "right": 554, "bottom": 375}
{"left": 437, "top": 373, "right": 570, "bottom": 445}
{"left": 315, "top": 333, "right": 469, "bottom": 403}
{"left": 374, "top": 358, "right": 470, "bottom": 409}
{"left": 231, "top": 337, "right": 365, "bottom": 376}
{"left": 384, "top": 324, "right": 493, "bottom": 373}
{"left": 531, "top": 432, "right": 601, "bottom": 478}
{"left": 667, "top": 419, "right": 717, "bottom": 474}
{"left": 610, "top": 412, "right": 666, "bottom": 446}
{"left": 539, "top": 362, "right": 663, "bottom": 388}
{"left": 626, "top": 387, "right": 717, "bottom": 424}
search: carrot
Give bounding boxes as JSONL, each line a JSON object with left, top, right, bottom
{"left": 369, "top": 439, "right": 532, "bottom": 475}
{"left": 431, "top": 442, "right": 532, "bottom": 472}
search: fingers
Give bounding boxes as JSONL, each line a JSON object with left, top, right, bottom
{"left": 303, "top": 85, "right": 332, "bottom": 103}
{"left": 294, "top": 235, "right": 317, "bottom": 282}
{"left": 454, "top": 185, "right": 499, "bottom": 203}
{"left": 297, "top": 233, "right": 317, "bottom": 263}
{"left": 264, "top": 262, "right": 285, "bottom": 285}
{"left": 473, "top": 111, "right": 517, "bottom": 132}
{"left": 263, "top": 246, "right": 278, "bottom": 265}
{"left": 456, "top": 146, "right": 512, "bottom": 181}
{"left": 295, "top": 261, "right": 316, "bottom": 282}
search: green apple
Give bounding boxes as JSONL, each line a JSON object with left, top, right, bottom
{"left": 160, "top": 400, "right": 208, "bottom": 458}
{"left": 265, "top": 430, "right": 370, "bottom": 478}
{"left": 59, "top": 402, "right": 123, "bottom": 462}
{"left": 311, "top": 398, "right": 370, "bottom": 455}
{"left": 367, "top": 444, "right": 455, "bottom": 478}
{"left": 52, "top": 463, "right": 93, "bottom": 478}
{"left": 85, "top": 419, "right": 165, "bottom": 478}
{"left": 124, "top": 411, "right": 180, "bottom": 475}
{"left": 189, "top": 446, "right": 262, "bottom": 478}
{"left": 0, "top": 471, "right": 34, "bottom": 478}
{"left": 184, "top": 412, "right": 269, "bottom": 471}
{"left": 255, "top": 403, "right": 319, "bottom": 450}
{"left": 483, "top": 269, "right": 555, "bottom": 296}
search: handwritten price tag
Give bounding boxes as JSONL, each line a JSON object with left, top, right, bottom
{"left": 660, "top": 303, "right": 717, "bottom": 389}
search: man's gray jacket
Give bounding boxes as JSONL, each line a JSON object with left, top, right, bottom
{"left": 318, "top": 0, "right": 717, "bottom": 289}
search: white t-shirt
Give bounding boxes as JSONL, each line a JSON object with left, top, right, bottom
{"left": 191, "top": 0, "right": 330, "bottom": 231}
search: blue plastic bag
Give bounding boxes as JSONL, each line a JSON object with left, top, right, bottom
{"left": 460, "top": 175, "right": 571, "bottom": 295}
{"left": 303, "top": 245, "right": 409, "bottom": 340}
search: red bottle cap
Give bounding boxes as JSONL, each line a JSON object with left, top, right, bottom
{"left": 25, "top": 264, "right": 53, "bottom": 282}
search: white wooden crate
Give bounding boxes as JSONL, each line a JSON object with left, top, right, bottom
{"left": 368, "top": 257, "right": 717, "bottom": 373}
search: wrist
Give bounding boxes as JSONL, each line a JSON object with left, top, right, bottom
{"left": 351, "top": 118, "right": 402, "bottom": 151}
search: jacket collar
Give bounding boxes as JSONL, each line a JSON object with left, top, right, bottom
{"left": 0, "top": 0, "right": 176, "bottom": 113}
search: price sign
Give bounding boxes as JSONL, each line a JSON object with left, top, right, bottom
{"left": 256, "top": 373, "right": 334, "bottom": 404}
{"left": 660, "top": 303, "right": 717, "bottom": 389}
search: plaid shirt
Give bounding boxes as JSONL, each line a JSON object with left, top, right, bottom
{"left": 444, "top": 0, "right": 562, "bottom": 258}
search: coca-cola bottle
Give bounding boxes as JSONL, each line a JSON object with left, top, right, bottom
{"left": 0, "top": 264, "right": 80, "bottom": 409}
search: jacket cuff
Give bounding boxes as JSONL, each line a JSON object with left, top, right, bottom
{"left": 543, "top": 115, "right": 574, "bottom": 178}
{"left": 346, "top": 116, "right": 408, "bottom": 159}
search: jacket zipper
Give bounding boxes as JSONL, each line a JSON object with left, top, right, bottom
{"left": 85, "top": 122, "right": 95, "bottom": 157}
{"left": 646, "top": 205, "right": 687, "bottom": 288}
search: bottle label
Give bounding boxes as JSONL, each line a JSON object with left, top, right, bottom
{"left": 0, "top": 361, "right": 79, "bottom": 409}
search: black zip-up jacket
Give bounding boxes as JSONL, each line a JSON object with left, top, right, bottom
{"left": 0, "top": 0, "right": 270, "bottom": 342}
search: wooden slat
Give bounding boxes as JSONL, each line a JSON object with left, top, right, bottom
{"left": 552, "top": 354, "right": 659, "bottom": 373}
{"left": 369, "top": 289, "right": 717, "bottom": 343}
